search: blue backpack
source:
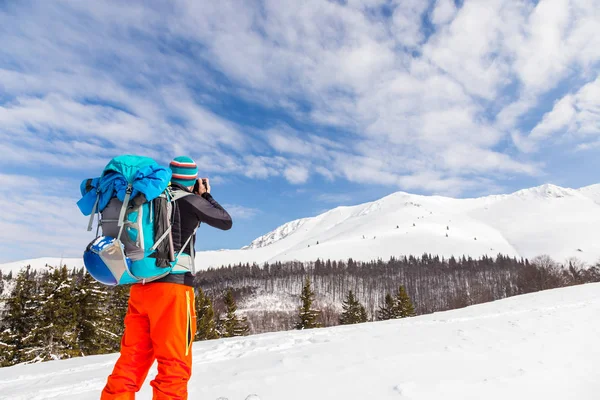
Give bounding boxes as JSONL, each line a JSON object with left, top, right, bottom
{"left": 77, "top": 155, "right": 194, "bottom": 285}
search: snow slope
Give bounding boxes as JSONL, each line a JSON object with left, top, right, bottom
{"left": 579, "top": 183, "right": 600, "bottom": 204}
{"left": 2, "top": 183, "right": 599, "bottom": 274}
{"left": 0, "top": 283, "right": 599, "bottom": 399}
{"left": 0, "top": 258, "right": 85, "bottom": 276}
{"left": 199, "top": 183, "right": 600, "bottom": 268}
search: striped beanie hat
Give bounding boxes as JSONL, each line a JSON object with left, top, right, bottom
{"left": 169, "top": 156, "right": 198, "bottom": 187}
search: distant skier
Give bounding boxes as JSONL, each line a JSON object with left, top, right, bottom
{"left": 101, "top": 156, "right": 232, "bottom": 400}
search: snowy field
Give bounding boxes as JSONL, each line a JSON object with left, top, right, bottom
{"left": 0, "top": 283, "right": 599, "bottom": 400}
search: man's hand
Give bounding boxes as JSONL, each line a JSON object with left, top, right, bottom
{"left": 197, "top": 178, "right": 211, "bottom": 195}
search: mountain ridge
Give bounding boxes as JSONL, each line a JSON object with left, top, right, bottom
{"left": 1, "top": 183, "right": 598, "bottom": 273}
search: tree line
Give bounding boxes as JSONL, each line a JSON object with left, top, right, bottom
{"left": 0, "top": 253, "right": 598, "bottom": 367}
{"left": 195, "top": 254, "right": 600, "bottom": 332}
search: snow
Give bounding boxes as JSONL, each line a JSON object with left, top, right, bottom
{"left": 2, "top": 183, "right": 599, "bottom": 276}
{"left": 579, "top": 183, "right": 600, "bottom": 204}
{"left": 198, "top": 183, "right": 600, "bottom": 268}
{"left": 0, "top": 283, "right": 599, "bottom": 399}
{"left": 238, "top": 291, "right": 299, "bottom": 313}
{"left": 0, "top": 258, "right": 84, "bottom": 275}
{"left": 243, "top": 218, "right": 309, "bottom": 249}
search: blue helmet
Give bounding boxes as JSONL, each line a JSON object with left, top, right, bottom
{"left": 83, "top": 236, "right": 132, "bottom": 286}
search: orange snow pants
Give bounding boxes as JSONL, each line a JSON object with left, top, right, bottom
{"left": 101, "top": 283, "right": 196, "bottom": 400}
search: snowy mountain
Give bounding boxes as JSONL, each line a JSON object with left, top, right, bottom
{"left": 579, "top": 183, "right": 600, "bottom": 204}
{"left": 1, "top": 183, "right": 599, "bottom": 274}
{"left": 198, "top": 183, "right": 600, "bottom": 268}
{"left": 242, "top": 218, "right": 309, "bottom": 249}
{"left": 1, "top": 283, "right": 599, "bottom": 399}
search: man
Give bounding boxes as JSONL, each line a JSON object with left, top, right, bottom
{"left": 101, "top": 156, "right": 232, "bottom": 400}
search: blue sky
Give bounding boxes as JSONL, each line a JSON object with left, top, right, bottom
{"left": 0, "top": 0, "right": 598, "bottom": 263}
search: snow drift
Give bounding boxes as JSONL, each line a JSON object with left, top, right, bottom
{"left": 0, "top": 283, "right": 598, "bottom": 399}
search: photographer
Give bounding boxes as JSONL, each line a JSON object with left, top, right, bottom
{"left": 102, "top": 156, "right": 232, "bottom": 400}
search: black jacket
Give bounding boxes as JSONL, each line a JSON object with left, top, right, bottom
{"left": 171, "top": 183, "right": 232, "bottom": 254}
{"left": 154, "top": 182, "right": 232, "bottom": 286}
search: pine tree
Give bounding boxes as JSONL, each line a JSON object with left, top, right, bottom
{"left": 218, "top": 289, "right": 249, "bottom": 338}
{"left": 377, "top": 287, "right": 416, "bottom": 320}
{"left": 104, "top": 285, "right": 130, "bottom": 352}
{"left": 26, "top": 266, "right": 79, "bottom": 362}
{"left": 74, "top": 272, "right": 110, "bottom": 355}
{"left": 395, "top": 285, "right": 416, "bottom": 318}
{"left": 196, "top": 288, "right": 219, "bottom": 341}
{"left": 0, "top": 267, "right": 38, "bottom": 366}
{"left": 296, "top": 277, "right": 321, "bottom": 329}
{"left": 377, "top": 293, "right": 397, "bottom": 321}
{"left": 0, "top": 328, "right": 14, "bottom": 367}
{"left": 339, "top": 290, "right": 368, "bottom": 325}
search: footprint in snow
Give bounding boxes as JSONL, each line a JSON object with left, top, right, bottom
{"left": 392, "top": 383, "right": 415, "bottom": 398}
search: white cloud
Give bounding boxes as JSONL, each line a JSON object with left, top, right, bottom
{"left": 0, "top": 94, "right": 154, "bottom": 143}
{"left": 513, "top": 0, "right": 572, "bottom": 92}
{"left": 0, "top": 173, "right": 41, "bottom": 188}
{"left": 284, "top": 165, "right": 310, "bottom": 185}
{"left": 0, "top": 174, "right": 91, "bottom": 262}
{"left": 267, "top": 128, "right": 322, "bottom": 157}
{"left": 530, "top": 95, "right": 577, "bottom": 140}
{"left": 0, "top": 0, "right": 597, "bottom": 198}
{"left": 315, "top": 193, "right": 354, "bottom": 204}
{"left": 390, "top": 0, "right": 430, "bottom": 48}
{"left": 314, "top": 166, "right": 335, "bottom": 181}
{"left": 524, "top": 76, "right": 600, "bottom": 151}
{"left": 222, "top": 205, "right": 261, "bottom": 220}
{"left": 431, "top": 0, "right": 458, "bottom": 25}
{"left": 576, "top": 141, "right": 600, "bottom": 151}
{"left": 440, "top": 144, "right": 539, "bottom": 175}
{"left": 0, "top": 0, "right": 597, "bottom": 261}
{"left": 242, "top": 156, "right": 286, "bottom": 180}
{"left": 423, "top": 0, "right": 519, "bottom": 100}
{"left": 498, "top": 0, "right": 600, "bottom": 145}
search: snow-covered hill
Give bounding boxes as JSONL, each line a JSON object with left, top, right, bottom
{"left": 579, "top": 183, "right": 600, "bottom": 204}
{"left": 0, "top": 258, "right": 85, "bottom": 276}
{"left": 199, "top": 183, "right": 600, "bottom": 268}
{"left": 1, "top": 283, "right": 599, "bottom": 399}
{"left": 1, "top": 183, "right": 599, "bottom": 274}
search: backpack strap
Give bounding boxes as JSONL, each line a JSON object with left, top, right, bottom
{"left": 173, "top": 226, "right": 198, "bottom": 273}
{"left": 190, "top": 233, "right": 196, "bottom": 274}
{"left": 117, "top": 184, "right": 133, "bottom": 241}
{"left": 137, "top": 226, "right": 196, "bottom": 284}
{"left": 170, "top": 189, "right": 194, "bottom": 202}
{"left": 169, "top": 189, "right": 197, "bottom": 272}
{"left": 150, "top": 224, "right": 172, "bottom": 252}
{"left": 87, "top": 194, "right": 100, "bottom": 232}
{"left": 149, "top": 189, "right": 194, "bottom": 252}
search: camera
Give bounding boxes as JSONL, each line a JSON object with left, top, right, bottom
{"left": 193, "top": 178, "right": 207, "bottom": 194}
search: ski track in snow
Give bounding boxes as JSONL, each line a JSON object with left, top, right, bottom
{"left": 1, "top": 284, "right": 600, "bottom": 399}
